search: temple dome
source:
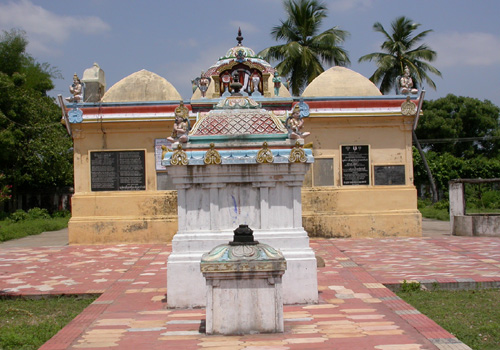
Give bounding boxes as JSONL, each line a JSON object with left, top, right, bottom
{"left": 102, "top": 69, "right": 181, "bottom": 102}
{"left": 302, "top": 67, "right": 381, "bottom": 97}
{"left": 224, "top": 45, "right": 256, "bottom": 59}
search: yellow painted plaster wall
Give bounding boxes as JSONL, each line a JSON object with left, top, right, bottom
{"left": 69, "top": 120, "right": 178, "bottom": 244}
{"left": 300, "top": 113, "right": 421, "bottom": 237}
{"left": 69, "top": 110, "right": 421, "bottom": 244}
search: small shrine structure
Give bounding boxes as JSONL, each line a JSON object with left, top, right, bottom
{"left": 162, "top": 73, "right": 317, "bottom": 306}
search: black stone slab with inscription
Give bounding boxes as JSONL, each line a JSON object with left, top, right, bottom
{"left": 91, "top": 151, "right": 146, "bottom": 191}
{"left": 342, "top": 145, "right": 369, "bottom": 185}
{"left": 374, "top": 165, "right": 405, "bottom": 185}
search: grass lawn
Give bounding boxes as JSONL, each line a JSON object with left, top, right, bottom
{"left": 398, "top": 288, "right": 500, "bottom": 350}
{"left": 0, "top": 296, "right": 96, "bottom": 350}
{"left": 0, "top": 217, "right": 69, "bottom": 242}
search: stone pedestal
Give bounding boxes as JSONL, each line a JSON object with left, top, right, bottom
{"left": 204, "top": 271, "right": 285, "bottom": 335}
{"left": 201, "top": 231, "right": 286, "bottom": 335}
{"left": 166, "top": 162, "right": 317, "bottom": 308}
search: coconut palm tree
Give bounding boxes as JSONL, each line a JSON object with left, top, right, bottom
{"left": 359, "top": 16, "right": 442, "bottom": 94}
{"left": 258, "top": 0, "right": 350, "bottom": 96}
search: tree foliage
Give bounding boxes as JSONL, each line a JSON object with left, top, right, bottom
{"left": 359, "top": 16, "right": 441, "bottom": 94}
{"left": 416, "top": 94, "right": 500, "bottom": 158}
{"left": 258, "top": 0, "right": 350, "bottom": 96}
{"left": 0, "top": 29, "right": 73, "bottom": 198}
{"left": 413, "top": 95, "right": 500, "bottom": 199}
{"left": 414, "top": 149, "right": 500, "bottom": 197}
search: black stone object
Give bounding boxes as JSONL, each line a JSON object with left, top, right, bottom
{"left": 230, "top": 72, "right": 243, "bottom": 96}
{"left": 230, "top": 224, "right": 259, "bottom": 246}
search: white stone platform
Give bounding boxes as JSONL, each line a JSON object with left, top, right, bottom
{"left": 166, "top": 162, "right": 318, "bottom": 308}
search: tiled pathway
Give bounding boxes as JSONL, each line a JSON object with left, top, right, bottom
{"left": 1, "top": 236, "right": 499, "bottom": 349}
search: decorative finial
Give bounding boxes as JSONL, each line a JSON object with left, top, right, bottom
{"left": 236, "top": 27, "right": 243, "bottom": 46}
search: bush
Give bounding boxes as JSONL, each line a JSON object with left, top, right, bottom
{"left": 482, "top": 190, "right": 500, "bottom": 209}
{"left": 27, "top": 207, "right": 50, "bottom": 220}
{"left": 417, "top": 198, "right": 432, "bottom": 209}
{"left": 51, "top": 209, "right": 70, "bottom": 218}
{"left": 433, "top": 199, "right": 449, "bottom": 211}
{"left": 8, "top": 209, "right": 28, "bottom": 222}
{"left": 7, "top": 208, "right": 52, "bottom": 222}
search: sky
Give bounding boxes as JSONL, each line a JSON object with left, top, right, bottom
{"left": 1, "top": 0, "right": 499, "bottom": 107}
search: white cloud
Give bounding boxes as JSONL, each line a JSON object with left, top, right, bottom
{"left": 329, "top": 0, "right": 372, "bottom": 12}
{"left": 429, "top": 32, "right": 500, "bottom": 67}
{"left": 0, "top": 0, "right": 110, "bottom": 56}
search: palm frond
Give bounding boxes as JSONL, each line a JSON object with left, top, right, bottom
{"left": 359, "top": 16, "right": 442, "bottom": 93}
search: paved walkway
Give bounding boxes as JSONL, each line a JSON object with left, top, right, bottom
{"left": 1, "top": 221, "right": 498, "bottom": 350}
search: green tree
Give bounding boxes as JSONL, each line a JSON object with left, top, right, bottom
{"left": 359, "top": 16, "right": 441, "bottom": 94}
{"left": 258, "top": 0, "right": 350, "bottom": 96}
{"left": 0, "top": 29, "right": 73, "bottom": 207}
{"left": 416, "top": 95, "right": 500, "bottom": 158}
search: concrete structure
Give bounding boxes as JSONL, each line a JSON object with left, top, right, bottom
{"left": 450, "top": 178, "right": 500, "bottom": 237}
{"left": 81, "top": 63, "right": 106, "bottom": 103}
{"left": 64, "top": 34, "right": 422, "bottom": 244}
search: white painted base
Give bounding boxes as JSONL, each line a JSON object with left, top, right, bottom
{"left": 167, "top": 228, "right": 317, "bottom": 308}
{"left": 205, "top": 272, "right": 284, "bottom": 335}
{"left": 166, "top": 163, "right": 318, "bottom": 308}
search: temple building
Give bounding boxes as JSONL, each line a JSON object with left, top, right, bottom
{"left": 63, "top": 34, "right": 423, "bottom": 244}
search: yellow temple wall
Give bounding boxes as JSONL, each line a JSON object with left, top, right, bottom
{"left": 300, "top": 114, "right": 421, "bottom": 237}
{"left": 69, "top": 112, "right": 421, "bottom": 244}
{"left": 69, "top": 121, "right": 178, "bottom": 244}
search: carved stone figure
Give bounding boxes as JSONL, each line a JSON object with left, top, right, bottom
{"left": 399, "top": 66, "right": 418, "bottom": 95}
{"left": 273, "top": 72, "right": 282, "bottom": 96}
{"left": 221, "top": 71, "right": 232, "bottom": 96}
{"left": 250, "top": 70, "right": 261, "bottom": 96}
{"left": 192, "top": 72, "right": 211, "bottom": 98}
{"left": 286, "top": 105, "right": 310, "bottom": 140}
{"left": 167, "top": 101, "right": 190, "bottom": 143}
{"left": 66, "top": 73, "right": 83, "bottom": 103}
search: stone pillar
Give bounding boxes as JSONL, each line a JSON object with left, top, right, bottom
{"left": 449, "top": 181, "right": 465, "bottom": 234}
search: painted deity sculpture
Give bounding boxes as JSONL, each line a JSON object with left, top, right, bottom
{"left": 66, "top": 73, "right": 83, "bottom": 102}
{"left": 399, "top": 66, "right": 418, "bottom": 95}
{"left": 192, "top": 72, "right": 211, "bottom": 98}
{"left": 167, "top": 101, "right": 190, "bottom": 143}
{"left": 221, "top": 71, "right": 232, "bottom": 96}
{"left": 286, "top": 104, "right": 310, "bottom": 140}
{"left": 273, "top": 72, "right": 281, "bottom": 96}
{"left": 250, "top": 70, "right": 261, "bottom": 94}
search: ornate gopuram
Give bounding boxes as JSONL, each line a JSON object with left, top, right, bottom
{"left": 64, "top": 30, "right": 423, "bottom": 253}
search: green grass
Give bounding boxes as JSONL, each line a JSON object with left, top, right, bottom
{"left": 0, "top": 216, "right": 69, "bottom": 242}
{"left": 418, "top": 206, "right": 450, "bottom": 221}
{"left": 0, "top": 296, "right": 97, "bottom": 350}
{"left": 398, "top": 288, "right": 500, "bottom": 350}
{"left": 466, "top": 208, "right": 500, "bottom": 214}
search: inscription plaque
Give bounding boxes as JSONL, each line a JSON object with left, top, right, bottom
{"left": 342, "top": 145, "right": 369, "bottom": 185}
{"left": 91, "top": 151, "right": 146, "bottom": 191}
{"left": 374, "top": 165, "right": 405, "bottom": 185}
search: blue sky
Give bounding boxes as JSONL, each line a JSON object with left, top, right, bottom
{"left": 1, "top": 0, "right": 499, "bottom": 106}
